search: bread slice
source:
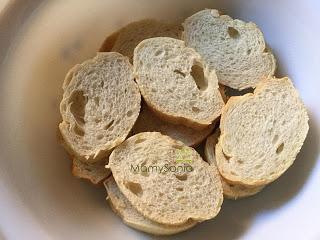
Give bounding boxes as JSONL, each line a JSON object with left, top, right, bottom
{"left": 108, "top": 132, "right": 223, "bottom": 225}
{"left": 132, "top": 102, "right": 215, "bottom": 146}
{"left": 100, "top": 19, "right": 182, "bottom": 61}
{"left": 216, "top": 77, "right": 309, "bottom": 186}
{"left": 72, "top": 158, "right": 111, "bottom": 184}
{"left": 205, "top": 130, "right": 264, "bottom": 199}
{"left": 133, "top": 37, "right": 225, "bottom": 129}
{"left": 103, "top": 177, "right": 197, "bottom": 235}
{"left": 182, "top": 9, "right": 276, "bottom": 90}
{"left": 59, "top": 52, "right": 141, "bottom": 162}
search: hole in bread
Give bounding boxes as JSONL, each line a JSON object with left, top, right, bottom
{"left": 174, "top": 69, "right": 186, "bottom": 78}
{"left": 175, "top": 174, "right": 188, "bottom": 181}
{"left": 97, "top": 134, "right": 104, "bottom": 140}
{"left": 276, "top": 143, "right": 284, "bottom": 154}
{"left": 74, "top": 125, "right": 85, "bottom": 136}
{"left": 154, "top": 49, "right": 165, "bottom": 57}
{"left": 69, "top": 90, "right": 88, "bottom": 125}
{"left": 272, "top": 135, "right": 279, "bottom": 144}
{"left": 176, "top": 187, "right": 184, "bottom": 191}
{"left": 229, "top": 184, "right": 235, "bottom": 187}
{"left": 255, "top": 164, "right": 263, "bottom": 169}
{"left": 178, "top": 196, "right": 186, "bottom": 203}
{"left": 228, "top": 27, "right": 240, "bottom": 38}
{"left": 151, "top": 88, "right": 157, "bottom": 93}
{"left": 99, "top": 81, "right": 104, "bottom": 88}
{"left": 141, "top": 171, "right": 149, "bottom": 177}
{"left": 135, "top": 138, "right": 146, "bottom": 144}
{"left": 247, "top": 49, "right": 252, "bottom": 55}
{"left": 222, "top": 150, "right": 231, "bottom": 162}
{"left": 192, "top": 106, "right": 201, "bottom": 113}
{"left": 230, "top": 171, "right": 238, "bottom": 176}
{"left": 124, "top": 181, "right": 143, "bottom": 197}
{"left": 190, "top": 64, "right": 208, "bottom": 91}
{"left": 237, "top": 160, "right": 244, "bottom": 164}
{"left": 126, "top": 110, "right": 133, "bottom": 117}
{"left": 104, "top": 120, "right": 114, "bottom": 130}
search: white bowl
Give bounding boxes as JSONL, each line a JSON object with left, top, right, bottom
{"left": 0, "top": 0, "right": 319, "bottom": 239}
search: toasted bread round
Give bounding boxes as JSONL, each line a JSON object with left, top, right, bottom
{"left": 183, "top": 9, "right": 276, "bottom": 90}
{"left": 133, "top": 37, "right": 225, "bottom": 129}
{"left": 59, "top": 52, "right": 141, "bottom": 163}
{"left": 205, "top": 131, "right": 264, "bottom": 199}
{"left": 104, "top": 177, "right": 197, "bottom": 235}
{"left": 109, "top": 132, "right": 223, "bottom": 225}
{"left": 216, "top": 77, "right": 309, "bottom": 186}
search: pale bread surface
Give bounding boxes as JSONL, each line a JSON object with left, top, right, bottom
{"left": 109, "top": 132, "right": 223, "bottom": 225}
{"left": 133, "top": 37, "right": 225, "bottom": 129}
{"left": 183, "top": 9, "right": 276, "bottom": 90}
{"left": 217, "top": 77, "right": 309, "bottom": 186}
{"left": 59, "top": 52, "right": 141, "bottom": 162}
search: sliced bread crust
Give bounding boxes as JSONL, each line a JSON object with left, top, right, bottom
{"left": 183, "top": 9, "right": 276, "bottom": 90}
{"left": 109, "top": 132, "right": 223, "bottom": 225}
{"left": 59, "top": 52, "right": 141, "bottom": 163}
{"left": 133, "top": 37, "right": 225, "bottom": 129}
{"left": 104, "top": 177, "right": 197, "bottom": 235}
{"left": 216, "top": 77, "right": 309, "bottom": 186}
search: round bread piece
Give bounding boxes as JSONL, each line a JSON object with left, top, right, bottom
{"left": 104, "top": 177, "right": 197, "bottom": 235}
{"left": 108, "top": 132, "right": 223, "bottom": 225}
{"left": 183, "top": 9, "right": 276, "bottom": 90}
{"left": 59, "top": 52, "right": 141, "bottom": 162}
{"left": 100, "top": 19, "right": 182, "bottom": 61}
{"left": 133, "top": 37, "right": 225, "bottom": 129}
{"left": 217, "top": 77, "right": 309, "bottom": 186}
{"left": 205, "top": 131, "right": 264, "bottom": 199}
{"left": 132, "top": 103, "right": 215, "bottom": 147}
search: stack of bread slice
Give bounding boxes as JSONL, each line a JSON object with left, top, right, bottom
{"left": 58, "top": 10, "right": 309, "bottom": 235}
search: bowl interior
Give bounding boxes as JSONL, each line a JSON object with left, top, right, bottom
{"left": 0, "top": 0, "right": 320, "bottom": 239}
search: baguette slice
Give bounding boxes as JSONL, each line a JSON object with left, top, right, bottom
{"left": 104, "top": 177, "right": 197, "bottom": 235}
{"left": 133, "top": 37, "right": 225, "bottom": 129}
{"left": 217, "top": 77, "right": 309, "bottom": 186}
{"left": 59, "top": 52, "right": 141, "bottom": 163}
{"left": 109, "top": 132, "right": 223, "bottom": 225}
{"left": 205, "top": 130, "right": 264, "bottom": 199}
{"left": 100, "top": 22, "right": 212, "bottom": 145}
{"left": 183, "top": 9, "right": 276, "bottom": 90}
{"left": 72, "top": 158, "right": 111, "bottom": 184}
{"left": 132, "top": 103, "right": 215, "bottom": 146}
{"left": 100, "top": 19, "right": 182, "bottom": 61}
